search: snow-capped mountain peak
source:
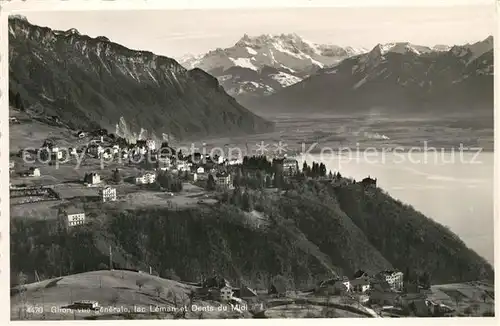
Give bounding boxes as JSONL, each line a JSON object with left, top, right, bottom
{"left": 432, "top": 44, "right": 451, "bottom": 52}
{"left": 177, "top": 33, "right": 371, "bottom": 99}
{"left": 371, "top": 42, "right": 432, "bottom": 56}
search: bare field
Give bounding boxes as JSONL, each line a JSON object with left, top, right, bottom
{"left": 11, "top": 270, "right": 371, "bottom": 320}
{"left": 10, "top": 270, "right": 247, "bottom": 320}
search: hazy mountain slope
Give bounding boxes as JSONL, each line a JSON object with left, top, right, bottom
{"left": 179, "top": 33, "right": 367, "bottom": 98}
{"left": 245, "top": 37, "right": 493, "bottom": 115}
{"left": 334, "top": 184, "right": 493, "bottom": 283}
{"left": 8, "top": 16, "right": 273, "bottom": 141}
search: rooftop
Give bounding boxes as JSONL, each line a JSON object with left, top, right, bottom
{"left": 350, "top": 278, "right": 371, "bottom": 286}
{"left": 378, "top": 270, "right": 401, "bottom": 276}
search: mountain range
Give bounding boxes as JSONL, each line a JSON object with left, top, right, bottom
{"left": 8, "top": 16, "right": 274, "bottom": 141}
{"left": 179, "top": 33, "right": 368, "bottom": 98}
{"left": 181, "top": 34, "right": 493, "bottom": 116}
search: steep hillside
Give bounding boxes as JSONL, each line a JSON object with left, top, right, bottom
{"left": 333, "top": 184, "right": 493, "bottom": 283}
{"left": 8, "top": 16, "right": 273, "bottom": 141}
{"left": 179, "top": 33, "right": 367, "bottom": 98}
{"left": 10, "top": 178, "right": 493, "bottom": 288}
{"left": 245, "top": 37, "right": 493, "bottom": 115}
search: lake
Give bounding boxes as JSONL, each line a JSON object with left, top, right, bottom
{"left": 302, "top": 152, "right": 494, "bottom": 264}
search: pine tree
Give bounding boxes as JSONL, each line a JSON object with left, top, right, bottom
{"left": 302, "top": 162, "right": 309, "bottom": 177}
{"left": 206, "top": 174, "right": 216, "bottom": 191}
{"left": 265, "top": 175, "right": 272, "bottom": 188}
{"left": 112, "top": 168, "right": 122, "bottom": 183}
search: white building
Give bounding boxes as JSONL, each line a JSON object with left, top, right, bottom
{"left": 102, "top": 151, "right": 112, "bottom": 160}
{"left": 85, "top": 172, "right": 101, "bottom": 186}
{"left": 99, "top": 186, "right": 117, "bottom": 202}
{"left": 29, "top": 167, "right": 40, "bottom": 177}
{"left": 69, "top": 147, "right": 77, "bottom": 156}
{"left": 64, "top": 209, "right": 86, "bottom": 228}
{"left": 220, "top": 286, "right": 233, "bottom": 302}
{"left": 196, "top": 166, "right": 205, "bottom": 174}
{"left": 341, "top": 276, "right": 352, "bottom": 292}
{"left": 377, "top": 270, "right": 404, "bottom": 291}
{"left": 283, "top": 158, "right": 299, "bottom": 175}
{"left": 146, "top": 139, "right": 156, "bottom": 151}
{"left": 227, "top": 158, "right": 242, "bottom": 166}
{"left": 112, "top": 145, "right": 120, "bottom": 155}
{"left": 132, "top": 146, "right": 147, "bottom": 156}
{"left": 216, "top": 172, "right": 232, "bottom": 188}
{"left": 88, "top": 145, "right": 104, "bottom": 157}
{"left": 47, "top": 146, "right": 63, "bottom": 160}
{"left": 351, "top": 278, "right": 371, "bottom": 293}
{"left": 136, "top": 172, "right": 157, "bottom": 185}
{"left": 176, "top": 161, "right": 190, "bottom": 172}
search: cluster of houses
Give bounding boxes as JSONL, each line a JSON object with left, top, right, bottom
{"left": 196, "top": 275, "right": 258, "bottom": 305}
{"left": 314, "top": 269, "right": 453, "bottom": 317}
{"left": 316, "top": 270, "right": 404, "bottom": 298}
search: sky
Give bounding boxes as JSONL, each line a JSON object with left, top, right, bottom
{"left": 7, "top": 2, "right": 496, "bottom": 59}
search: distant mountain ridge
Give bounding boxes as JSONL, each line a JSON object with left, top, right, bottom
{"left": 179, "top": 33, "right": 368, "bottom": 98}
{"left": 243, "top": 36, "right": 493, "bottom": 115}
{"left": 8, "top": 17, "right": 274, "bottom": 141}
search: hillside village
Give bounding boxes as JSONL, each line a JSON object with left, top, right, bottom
{"left": 10, "top": 120, "right": 378, "bottom": 228}
{"left": 9, "top": 111, "right": 495, "bottom": 319}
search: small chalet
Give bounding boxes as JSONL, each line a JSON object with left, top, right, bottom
{"left": 102, "top": 151, "right": 112, "bottom": 160}
{"left": 112, "top": 145, "right": 120, "bottom": 154}
{"left": 375, "top": 270, "right": 404, "bottom": 291}
{"left": 361, "top": 176, "right": 377, "bottom": 187}
{"left": 233, "top": 285, "right": 258, "bottom": 299}
{"left": 99, "top": 186, "right": 117, "bottom": 202}
{"left": 84, "top": 172, "right": 101, "bottom": 186}
{"left": 215, "top": 172, "right": 232, "bottom": 188}
{"left": 282, "top": 158, "right": 299, "bottom": 176}
{"left": 28, "top": 167, "right": 40, "bottom": 177}
{"left": 226, "top": 157, "right": 243, "bottom": 166}
{"left": 176, "top": 161, "right": 190, "bottom": 172}
{"left": 350, "top": 278, "right": 371, "bottom": 293}
{"left": 316, "top": 279, "right": 348, "bottom": 295}
{"left": 88, "top": 145, "right": 104, "bottom": 157}
{"left": 135, "top": 172, "right": 156, "bottom": 185}
{"left": 146, "top": 139, "right": 156, "bottom": 150}
{"left": 63, "top": 208, "right": 86, "bottom": 228}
